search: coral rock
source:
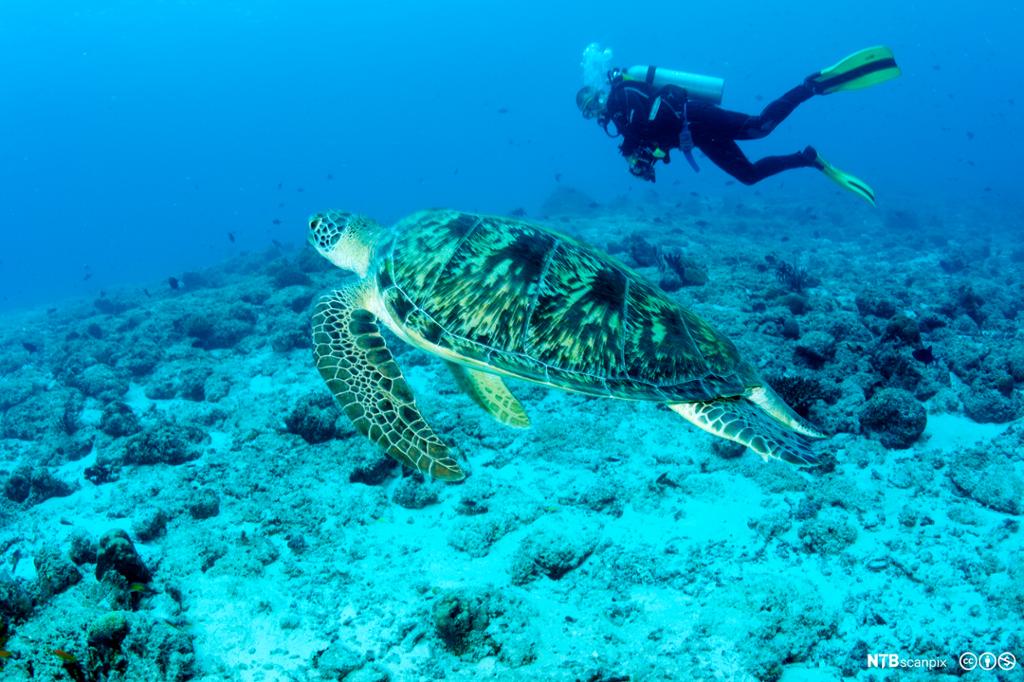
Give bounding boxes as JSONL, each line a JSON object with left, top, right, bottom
{"left": 859, "top": 388, "right": 927, "bottom": 449}
{"left": 96, "top": 530, "right": 152, "bottom": 584}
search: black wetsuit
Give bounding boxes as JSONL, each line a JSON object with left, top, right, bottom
{"left": 602, "top": 76, "right": 818, "bottom": 183}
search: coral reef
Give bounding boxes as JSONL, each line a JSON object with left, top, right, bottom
{"left": 0, "top": 198, "right": 1019, "bottom": 680}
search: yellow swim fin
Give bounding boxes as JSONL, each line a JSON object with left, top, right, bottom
{"left": 807, "top": 45, "right": 901, "bottom": 95}
{"left": 814, "top": 152, "right": 876, "bottom": 206}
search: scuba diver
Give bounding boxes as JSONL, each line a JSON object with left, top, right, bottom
{"left": 576, "top": 45, "right": 900, "bottom": 206}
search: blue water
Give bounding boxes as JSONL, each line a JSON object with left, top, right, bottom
{"left": 0, "top": 0, "right": 1021, "bottom": 310}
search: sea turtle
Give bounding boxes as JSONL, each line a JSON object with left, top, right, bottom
{"left": 308, "top": 209, "right": 826, "bottom": 481}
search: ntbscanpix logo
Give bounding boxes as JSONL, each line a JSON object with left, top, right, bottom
{"left": 866, "top": 653, "right": 947, "bottom": 670}
{"left": 867, "top": 651, "right": 1017, "bottom": 671}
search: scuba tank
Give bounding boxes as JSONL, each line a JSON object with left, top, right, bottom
{"left": 621, "top": 65, "right": 724, "bottom": 105}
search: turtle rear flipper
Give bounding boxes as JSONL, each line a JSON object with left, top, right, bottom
{"left": 747, "top": 385, "right": 828, "bottom": 439}
{"left": 446, "top": 362, "right": 530, "bottom": 428}
{"left": 670, "top": 398, "right": 820, "bottom": 465}
{"left": 313, "top": 287, "right": 464, "bottom": 481}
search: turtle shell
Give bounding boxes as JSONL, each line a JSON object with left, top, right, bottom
{"left": 374, "top": 210, "right": 756, "bottom": 401}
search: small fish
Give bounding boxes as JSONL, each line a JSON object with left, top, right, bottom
{"left": 143, "top": 288, "right": 151, "bottom": 298}
{"left": 228, "top": 232, "right": 235, "bottom": 243}
{"left": 47, "top": 307, "right": 57, "bottom": 314}
{"left": 554, "top": 173, "right": 562, "bottom": 183}
{"left": 656, "top": 472, "right": 681, "bottom": 488}
{"left": 271, "top": 239, "right": 283, "bottom": 249}
{"left": 327, "top": 173, "right": 334, "bottom": 181}
{"left": 272, "top": 218, "right": 282, "bottom": 225}
{"left": 21, "top": 341, "right": 38, "bottom": 353}
{"left": 497, "top": 107, "right": 509, "bottom": 114}
{"left": 168, "top": 276, "right": 180, "bottom": 290}
{"left": 912, "top": 346, "right": 935, "bottom": 364}
{"left": 82, "top": 273, "right": 92, "bottom": 281}
{"left": 128, "top": 582, "right": 148, "bottom": 593}
{"left": 163, "top": 618, "right": 196, "bottom": 635}
{"left": 52, "top": 649, "right": 77, "bottom": 663}
{"left": 966, "top": 131, "right": 975, "bottom": 140}
{"left": 0, "top": 649, "right": 11, "bottom": 659}
{"left": 296, "top": 187, "right": 304, "bottom": 193}
{"left": 277, "top": 182, "right": 283, "bottom": 190}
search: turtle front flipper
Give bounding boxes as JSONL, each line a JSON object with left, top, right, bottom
{"left": 670, "top": 398, "right": 820, "bottom": 465}
{"left": 313, "top": 287, "right": 464, "bottom": 481}
{"left": 445, "top": 362, "right": 530, "bottom": 428}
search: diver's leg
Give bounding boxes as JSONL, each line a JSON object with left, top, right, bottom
{"left": 688, "top": 83, "right": 813, "bottom": 143}
{"left": 734, "top": 84, "right": 815, "bottom": 140}
{"left": 696, "top": 139, "right": 759, "bottom": 184}
{"left": 698, "top": 139, "right": 817, "bottom": 185}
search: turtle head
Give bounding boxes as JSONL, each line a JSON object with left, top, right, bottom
{"left": 308, "top": 210, "right": 378, "bottom": 277}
